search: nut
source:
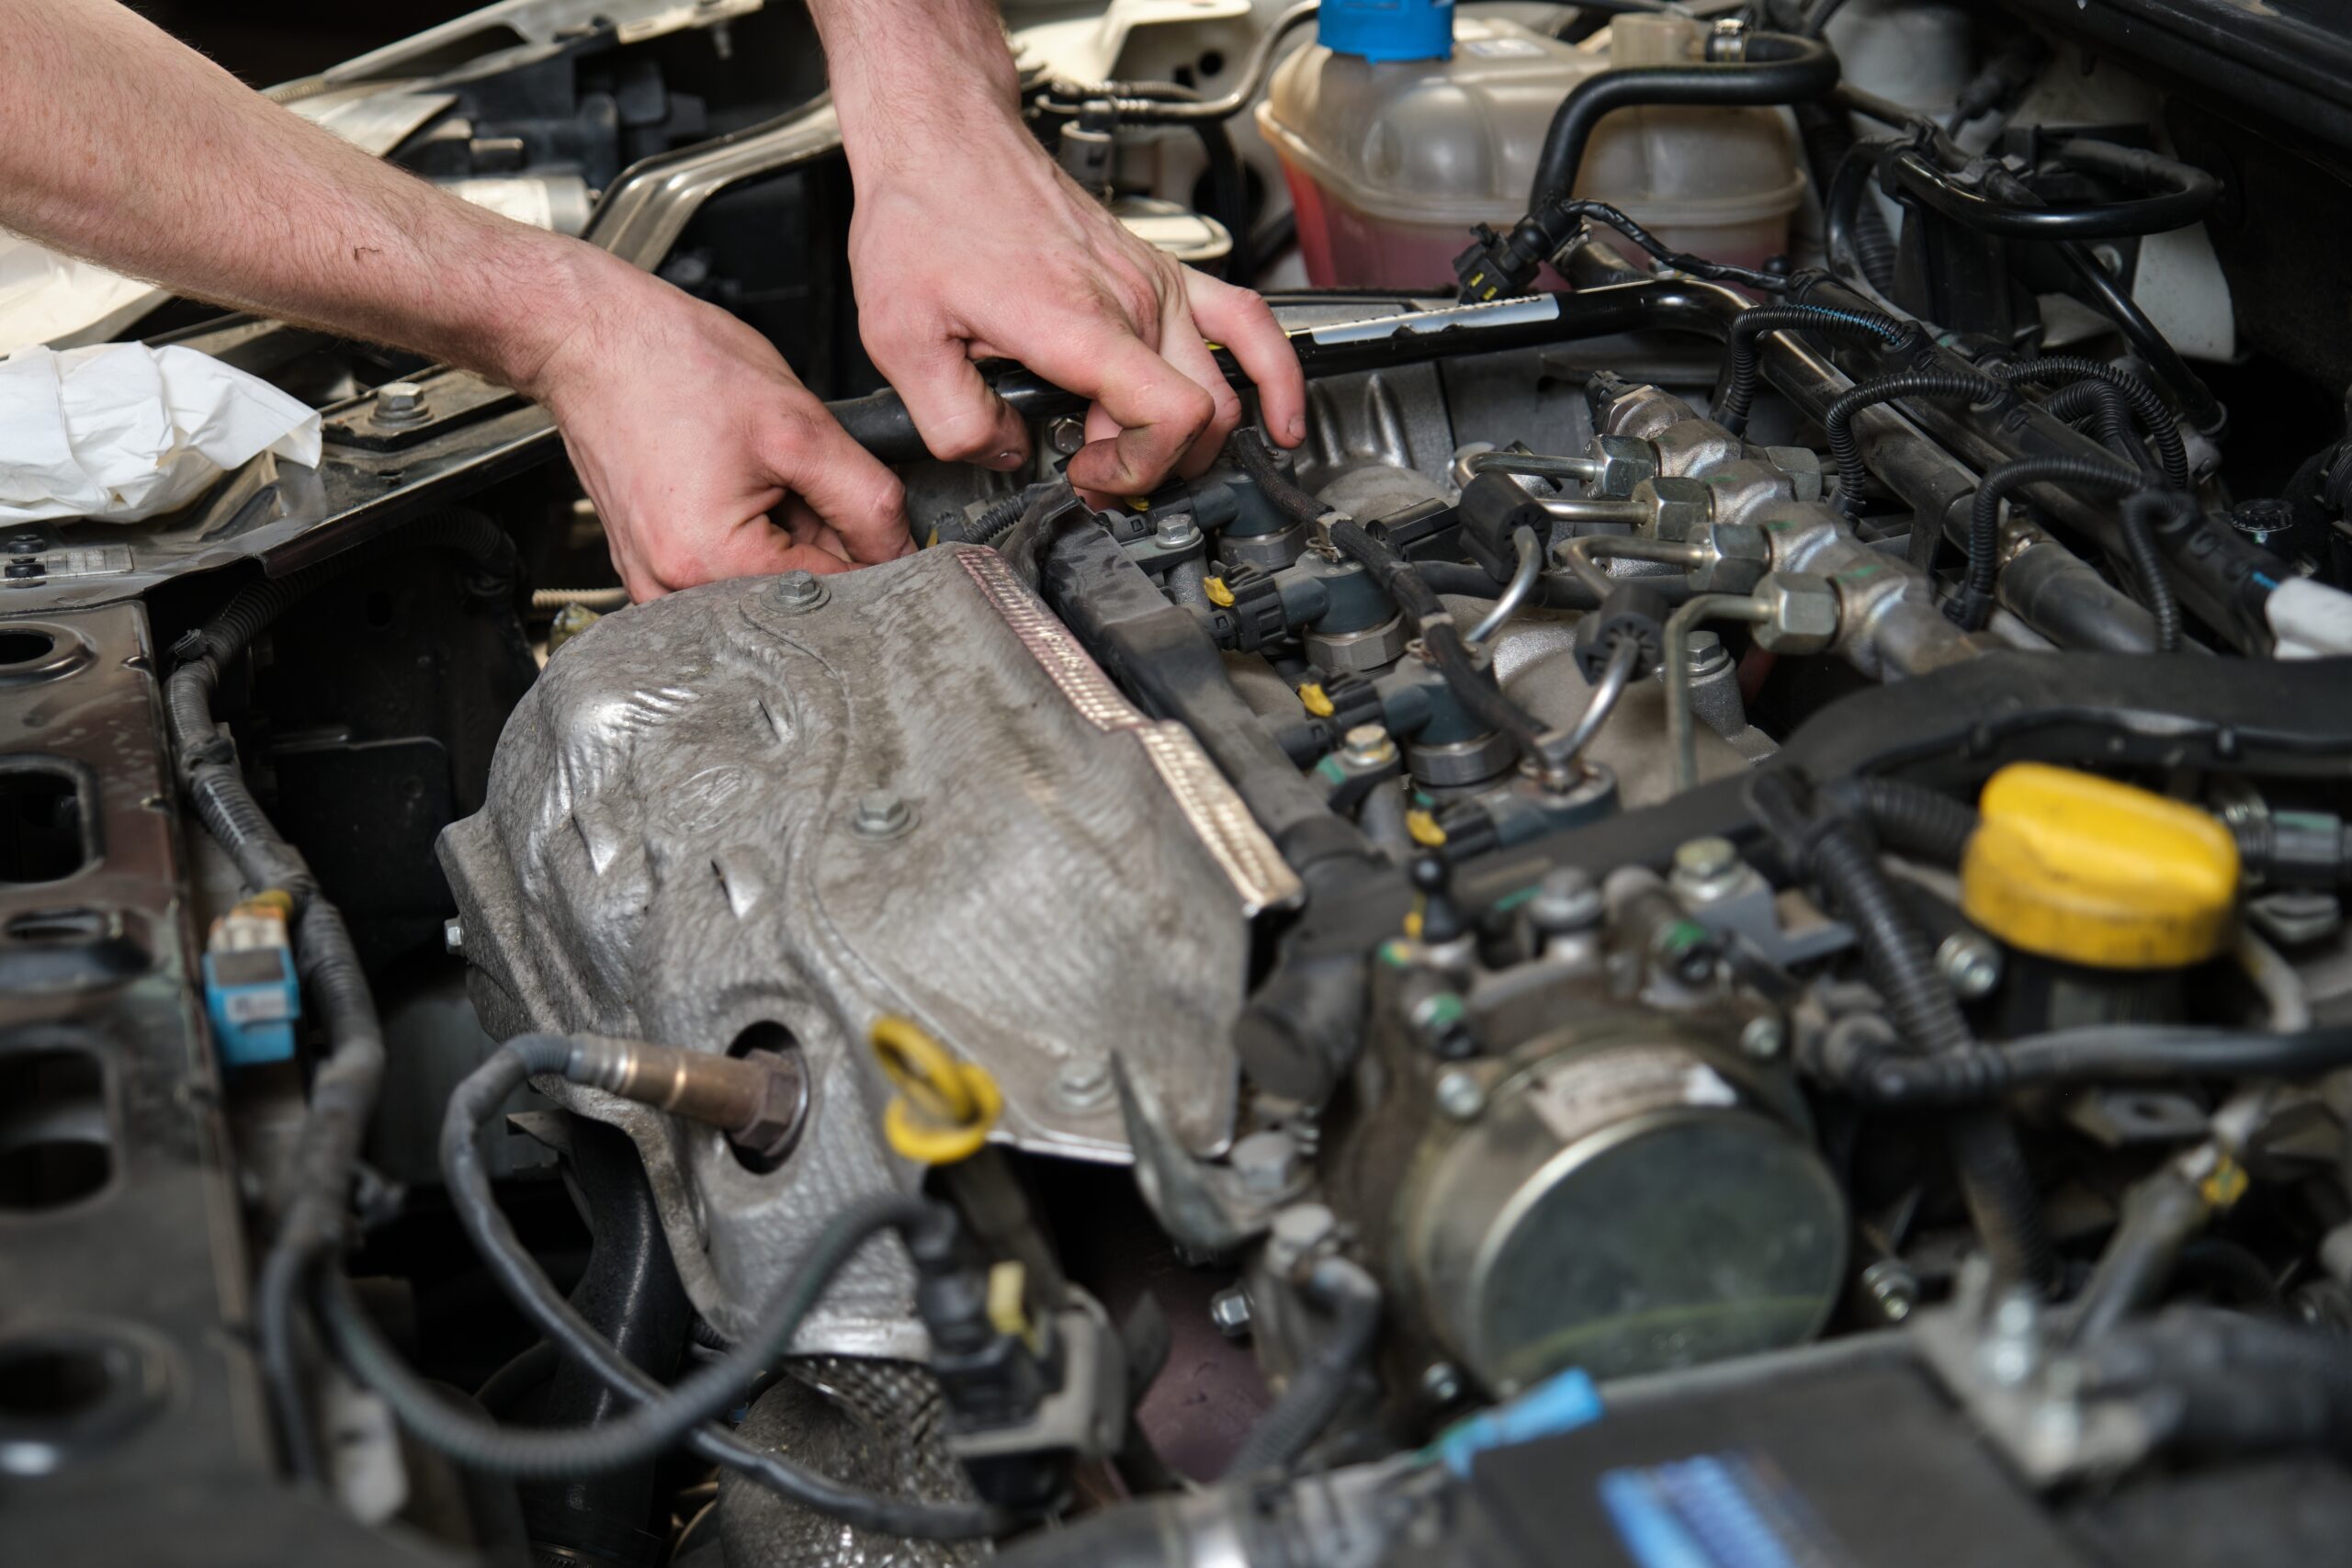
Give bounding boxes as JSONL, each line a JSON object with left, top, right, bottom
{"left": 1671, "top": 835, "right": 1742, "bottom": 900}
{"left": 1229, "top": 1129, "right": 1301, "bottom": 1197}
{"left": 1762, "top": 445, "right": 1826, "bottom": 503}
{"left": 728, "top": 1047, "right": 811, "bottom": 1167}
{"left": 1686, "top": 521, "right": 1770, "bottom": 594}
{"left": 1210, "top": 1285, "right": 1254, "bottom": 1337}
{"left": 1527, "top": 865, "right": 1602, "bottom": 932}
{"left": 1751, "top": 571, "right": 1839, "bottom": 656}
{"left": 1938, "top": 930, "right": 2004, "bottom": 999}
{"left": 1740, "top": 1013, "right": 1788, "bottom": 1061}
{"left": 1635, "top": 475, "right": 1713, "bottom": 541}
{"left": 1588, "top": 434, "right": 1659, "bottom": 499}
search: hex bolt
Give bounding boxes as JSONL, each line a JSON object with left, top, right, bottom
{"left": 1740, "top": 1013, "right": 1787, "bottom": 1062}
{"left": 1860, "top": 1258, "right": 1919, "bottom": 1323}
{"left": 1056, "top": 1052, "right": 1113, "bottom": 1110}
{"left": 1528, "top": 864, "right": 1604, "bottom": 933}
{"left": 1684, "top": 627, "right": 1732, "bottom": 678}
{"left": 442, "top": 917, "right": 465, "bottom": 957}
{"left": 374, "top": 380, "right": 429, "bottom": 425}
{"left": 1340, "top": 723, "right": 1396, "bottom": 770}
{"left": 1435, "top": 1067, "right": 1486, "bottom": 1122}
{"left": 1671, "top": 835, "right": 1744, "bottom": 903}
{"left": 772, "top": 570, "right": 829, "bottom": 613}
{"left": 1229, "top": 1129, "right": 1300, "bottom": 1197}
{"left": 1155, "top": 512, "right": 1201, "bottom": 548}
{"left": 1420, "top": 1361, "right": 1464, "bottom": 1404}
{"left": 1209, "top": 1285, "right": 1254, "bottom": 1338}
{"left": 1047, "top": 416, "right": 1088, "bottom": 457}
{"left": 851, "top": 788, "right": 913, "bottom": 840}
{"left": 1938, "top": 930, "right": 2004, "bottom": 999}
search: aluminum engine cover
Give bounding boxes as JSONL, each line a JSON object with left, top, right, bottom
{"left": 439, "top": 544, "right": 1295, "bottom": 1345}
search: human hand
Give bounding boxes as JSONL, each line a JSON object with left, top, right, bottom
{"left": 843, "top": 118, "right": 1307, "bottom": 496}
{"left": 523, "top": 256, "right": 911, "bottom": 601}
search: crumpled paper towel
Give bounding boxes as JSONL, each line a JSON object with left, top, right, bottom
{"left": 0, "top": 343, "right": 322, "bottom": 524}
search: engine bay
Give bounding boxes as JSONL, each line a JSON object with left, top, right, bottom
{"left": 15, "top": 3, "right": 2352, "bottom": 1565}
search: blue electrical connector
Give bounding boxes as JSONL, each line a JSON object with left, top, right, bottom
{"left": 202, "top": 892, "right": 301, "bottom": 1066}
{"left": 1318, "top": 0, "right": 1454, "bottom": 62}
{"left": 1430, "top": 1365, "right": 1604, "bottom": 1475}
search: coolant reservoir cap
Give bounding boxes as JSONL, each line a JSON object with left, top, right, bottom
{"left": 1961, "top": 762, "right": 2239, "bottom": 969}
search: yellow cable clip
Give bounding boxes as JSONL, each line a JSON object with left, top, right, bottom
{"left": 1205, "top": 576, "right": 1236, "bottom": 607}
{"left": 869, "top": 1015, "right": 1001, "bottom": 1165}
{"left": 1299, "top": 682, "right": 1335, "bottom": 717}
{"left": 1406, "top": 808, "right": 1448, "bottom": 848}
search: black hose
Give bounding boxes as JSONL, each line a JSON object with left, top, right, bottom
{"left": 164, "top": 510, "right": 517, "bottom": 1482}
{"left": 1526, "top": 33, "right": 1840, "bottom": 237}
{"left": 2052, "top": 240, "right": 2224, "bottom": 434}
{"left": 1822, "top": 368, "right": 2005, "bottom": 517}
{"left": 2041, "top": 377, "right": 2141, "bottom": 464}
{"left": 1959, "top": 454, "right": 2145, "bottom": 628}
{"left": 2076, "top": 1307, "right": 2352, "bottom": 1459}
{"left": 1748, "top": 771, "right": 2055, "bottom": 1291}
{"left": 1828, "top": 1024, "right": 2352, "bottom": 1107}
{"left": 356, "top": 1032, "right": 1004, "bottom": 1537}
{"left": 476, "top": 1339, "right": 560, "bottom": 1417}
{"left": 1826, "top": 775, "right": 1980, "bottom": 866}
{"left": 1798, "top": 104, "right": 1896, "bottom": 292}
{"left": 1883, "top": 141, "right": 2219, "bottom": 242}
{"left": 2112, "top": 491, "right": 2187, "bottom": 652}
{"left": 1222, "top": 1256, "right": 1382, "bottom": 1478}
{"left": 1193, "top": 118, "right": 1253, "bottom": 284}
{"left": 1716, "top": 303, "right": 1912, "bottom": 436}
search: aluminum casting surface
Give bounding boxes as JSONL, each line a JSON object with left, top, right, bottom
{"left": 441, "top": 544, "right": 1285, "bottom": 1343}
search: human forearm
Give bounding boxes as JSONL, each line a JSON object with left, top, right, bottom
{"left": 0, "top": 0, "right": 617, "bottom": 395}
{"left": 805, "top": 0, "right": 1025, "bottom": 180}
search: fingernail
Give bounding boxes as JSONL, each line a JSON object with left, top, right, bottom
{"left": 1287, "top": 414, "right": 1306, "bottom": 443}
{"left": 991, "top": 447, "right": 1022, "bottom": 470}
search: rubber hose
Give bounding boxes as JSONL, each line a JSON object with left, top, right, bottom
{"left": 1193, "top": 117, "right": 1253, "bottom": 283}
{"left": 1716, "top": 303, "right": 1912, "bottom": 436}
{"left": 2053, "top": 241, "right": 2223, "bottom": 434}
{"left": 1222, "top": 1256, "right": 1382, "bottom": 1478}
{"left": 1823, "top": 368, "right": 2004, "bottom": 517}
{"left": 1831, "top": 775, "right": 1980, "bottom": 865}
{"left": 419, "top": 1036, "right": 1003, "bottom": 1536}
{"left": 1526, "top": 33, "right": 1840, "bottom": 243}
{"left": 1964, "top": 454, "right": 2144, "bottom": 603}
{"left": 1989, "top": 358, "right": 2189, "bottom": 490}
{"left": 1838, "top": 1024, "right": 2352, "bottom": 1107}
{"left": 2041, "top": 377, "right": 2142, "bottom": 465}
{"left": 1748, "top": 771, "right": 2055, "bottom": 1291}
{"left": 2113, "top": 491, "right": 2186, "bottom": 652}
{"left": 1796, "top": 102, "right": 1895, "bottom": 291}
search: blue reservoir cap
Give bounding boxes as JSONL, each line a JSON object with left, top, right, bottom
{"left": 1318, "top": 0, "right": 1454, "bottom": 62}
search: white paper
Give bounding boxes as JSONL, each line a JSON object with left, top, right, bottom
{"left": 0, "top": 343, "right": 322, "bottom": 524}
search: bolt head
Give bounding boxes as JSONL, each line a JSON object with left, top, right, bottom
{"left": 1528, "top": 864, "right": 1603, "bottom": 933}
{"left": 1435, "top": 1068, "right": 1486, "bottom": 1122}
{"left": 1155, "top": 512, "right": 1201, "bottom": 547}
{"left": 1739, "top": 1014, "right": 1787, "bottom": 1061}
{"left": 1860, "top": 1258, "right": 1918, "bottom": 1322}
{"left": 1056, "top": 1052, "right": 1112, "bottom": 1109}
{"left": 1938, "top": 931, "right": 2004, "bottom": 999}
{"left": 772, "top": 569, "right": 828, "bottom": 611}
{"left": 1229, "top": 1129, "right": 1301, "bottom": 1196}
{"left": 1340, "top": 723, "right": 1396, "bottom": 768}
{"left": 374, "top": 380, "right": 428, "bottom": 423}
{"left": 1420, "top": 1361, "right": 1464, "bottom": 1404}
{"left": 1048, "top": 416, "right": 1088, "bottom": 457}
{"left": 851, "top": 788, "right": 913, "bottom": 840}
{"left": 1673, "top": 835, "right": 1739, "bottom": 885}
{"left": 1752, "top": 571, "right": 1839, "bottom": 656}
{"left": 442, "top": 917, "right": 465, "bottom": 956}
{"left": 1209, "top": 1286, "right": 1253, "bottom": 1337}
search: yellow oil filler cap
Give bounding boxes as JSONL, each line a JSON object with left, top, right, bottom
{"left": 1961, "top": 762, "right": 2239, "bottom": 969}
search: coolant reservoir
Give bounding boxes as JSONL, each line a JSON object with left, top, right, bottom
{"left": 1259, "top": 14, "right": 1804, "bottom": 288}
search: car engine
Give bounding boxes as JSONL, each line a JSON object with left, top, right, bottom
{"left": 16, "top": 3, "right": 2352, "bottom": 1566}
